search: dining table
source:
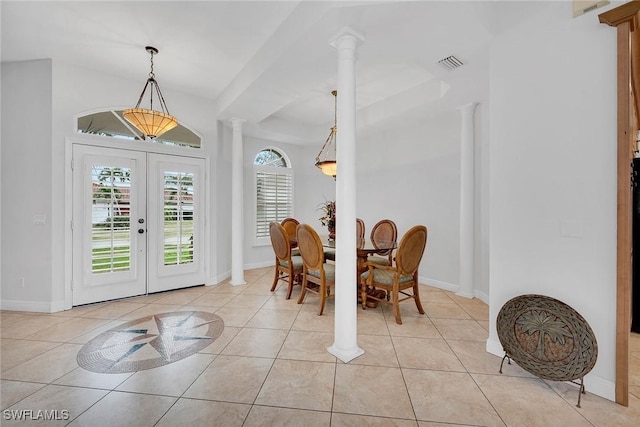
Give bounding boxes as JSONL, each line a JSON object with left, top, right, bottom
{"left": 323, "top": 237, "right": 397, "bottom": 307}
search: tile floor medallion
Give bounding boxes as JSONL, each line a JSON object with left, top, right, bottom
{"left": 76, "top": 311, "right": 223, "bottom": 374}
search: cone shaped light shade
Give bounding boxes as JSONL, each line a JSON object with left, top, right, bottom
{"left": 123, "top": 108, "right": 178, "bottom": 138}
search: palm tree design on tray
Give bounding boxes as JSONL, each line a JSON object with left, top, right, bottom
{"left": 516, "top": 310, "right": 573, "bottom": 360}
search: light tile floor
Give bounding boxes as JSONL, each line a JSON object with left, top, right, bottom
{"left": 1, "top": 267, "right": 639, "bottom": 426}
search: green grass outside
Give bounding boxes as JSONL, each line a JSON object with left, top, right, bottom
{"left": 92, "top": 244, "right": 193, "bottom": 273}
{"left": 163, "top": 244, "right": 194, "bottom": 265}
{"left": 92, "top": 246, "right": 130, "bottom": 272}
{"left": 92, "top": 221, "right": 193, "bottom": 242}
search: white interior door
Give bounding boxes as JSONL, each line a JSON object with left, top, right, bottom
{"left": 72, "top": 146, "right": 206, "bottom": 305}
{"left": 147, "top": 154, "right": 205, "bottom": 293}
{"left": 72, "top": 145, "right": 147, "bottom": 305}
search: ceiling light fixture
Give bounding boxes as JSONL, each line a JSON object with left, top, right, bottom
{"left": 315, "top": 90, "right": 337, "bottom": 179}
{"left": 123, "top": 46, "right": 178, "bottom": 139}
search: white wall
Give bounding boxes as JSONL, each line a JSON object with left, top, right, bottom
{"left": 1, "top": 60, "right": 54, "bottom": 310}
{"left": 357, "top": 111, "right": 463, "bottom": 291}
{"left": 488, "top": 1, "right": 618, "bottom": 400}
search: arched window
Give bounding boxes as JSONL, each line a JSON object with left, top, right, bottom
{"left": 76, "top": 109, "right": 201, "bottom": 148}
{"left": 254, "top": 148, "right": 287, "bottom": 167}
{"left": 254, "top": 148, "right": 293, "bottom": 240}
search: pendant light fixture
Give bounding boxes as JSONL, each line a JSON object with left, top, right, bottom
{"left": 123, "top": 46, "right": 178, "bottom": 139}
{"left": 315, "top": 90, "right": 337, "bottom": 178}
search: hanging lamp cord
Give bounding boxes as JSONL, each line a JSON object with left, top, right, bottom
{"left": 315, "top": 90, "right": 338, "bottom": 163}
{"left": 132, "top": 47, "right": 172, "bottom": 115}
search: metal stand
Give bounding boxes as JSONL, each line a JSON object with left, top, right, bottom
{"left": 500, "top": 352, "right": 587, "bottom": 408}
{"left": 499, "top": 352, "right": 512, "bottom": 374}
{"left": 569, "top": 377, "right": 586, "bottom": 408}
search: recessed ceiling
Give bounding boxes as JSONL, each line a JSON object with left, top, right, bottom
{"left": 1, "top": 1, "right": 541, "bottom": 144}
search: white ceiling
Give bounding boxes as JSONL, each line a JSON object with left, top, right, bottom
{"left": 0, "top": 0, "right": 544, "bottom": 145}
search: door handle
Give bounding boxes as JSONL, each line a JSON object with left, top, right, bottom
{"left": 138, "top": 228, "right": 145, "bottom": 234}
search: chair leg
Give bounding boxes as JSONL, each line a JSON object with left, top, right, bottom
{"left": 360, "top": 279, "right": 368, "bottom": 310}
{"left": 285, "top": 269, "right": 294, "bottom": 300}
{"left": 392, "top": 289, "right": 402, "bottom": 324}
{"left": 318, "top": 282, "right": 326, "bottom": 315}
{"left": 270, "top": 264, "right": 279, "bottom": 292}
{"left": 413, "top": 281, "right": 425, "bottom": 314}
{"left": 297, "top": 275, "right": 308, "bottom": 304}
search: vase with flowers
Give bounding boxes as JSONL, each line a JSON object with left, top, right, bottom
{"left": 318, "top": 200, "right": 336, "bottom": 240}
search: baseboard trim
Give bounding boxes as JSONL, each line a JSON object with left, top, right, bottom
{"left": 421, "top": 276, "right": 458, "bottom": 293}
{"left": 213, "top": 261, "right": 274, "bottom": 285}
{"left": 244, "top": 260, "right": 274, "bottom": 270}
{"left": 474, "top": 289, "right": 489, "bottom": 305}
{"left": 1, "top": 299, "right": 65, "bottom": 313}
{"left": 421, "top": 277, "right": 489, "bottom": 305}
{"left": 486, "top": 337, "right": 504, "bottom": 357}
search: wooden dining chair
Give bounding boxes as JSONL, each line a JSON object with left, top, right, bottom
{"left": 281, "top": 217, "right": 300, "bottom": 255}
{"left": 269, "top": 221, "right": 303, "bottom": 299}
{"left": 356, "top": 218, "right": 365, "bottom": 240}
{"left": 324, "top": 217, "right": 365, "bottom": 262}
{"left": 368, "top": 219, "right": 398, "bottom": 266}
{"left": 296, "top": 223, "right": 335, "bottom": 315}
{"left": 360, "top": 225, "right": 427, "bottom": 324}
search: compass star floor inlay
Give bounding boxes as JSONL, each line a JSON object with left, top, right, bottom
{"left": 77, "top": 311, "right": 224, "bottom": 374}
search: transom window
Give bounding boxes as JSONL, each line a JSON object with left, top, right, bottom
{"left": 254, "top": 148, "right": 287, "bottom": 167}
{"left": 254, "top": 148, "right": 293, "bottom": 240}
{"left": 77, "top": 110, "right": 201, "bottom": 148}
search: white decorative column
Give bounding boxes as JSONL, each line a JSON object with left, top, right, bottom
{"left": 229, "top": 118, "right": 246, "bottom": 286}
{"left": 457, "top": 103, "right": 477, "bottom": 298}
{"left": 328, "top": 27, "right": 365, "bottom": 363}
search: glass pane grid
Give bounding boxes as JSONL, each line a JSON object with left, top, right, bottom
{"left": 90, "top": 165, "right": 132, "bottom": 274}
{"left": 163, "top": 171, "right": 195, "bottom": 266}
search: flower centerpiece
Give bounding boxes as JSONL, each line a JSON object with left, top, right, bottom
{"left": 318, "top": 200, "right": 336, "bottom": 240}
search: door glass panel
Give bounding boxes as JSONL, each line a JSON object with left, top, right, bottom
{"left": 163, "top": 171, "right": 194, "bottom": 266}
{"left": 91, "top": 166, "right": 132, "bottom": 274}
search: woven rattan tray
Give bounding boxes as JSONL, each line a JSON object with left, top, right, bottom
{"left": 496, "top": 294, "right": 597, "bottom": 406}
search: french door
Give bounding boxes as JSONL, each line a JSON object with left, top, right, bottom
{"left": 72, "top": 145, "right": 205, "bottom": 306}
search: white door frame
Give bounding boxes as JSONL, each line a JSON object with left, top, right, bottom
{"left": 71, "top": 145, "right": 148, "bottom": 305}
{"left": 64, "top": 135, "right": 211, "bottom": 309}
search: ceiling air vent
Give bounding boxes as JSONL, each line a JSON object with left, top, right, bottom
{"left": 573, "top": 0, "right": 609, "bottom": 18}
{"left": 438, "top": 55, "right": 463, "bottom": 71}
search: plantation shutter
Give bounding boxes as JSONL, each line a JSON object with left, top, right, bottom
{"left": 256, "top": 170, "right": 293, "bottom": 238}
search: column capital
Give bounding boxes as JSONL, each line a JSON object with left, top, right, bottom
{"left": 330, "top": 26, "right": 365, "bottom": 49}
{"left": 229, "top": 117, "right": 246, "bottom": 128}
{"left": 458, "top": 103, "right": 478, "bottom": 115}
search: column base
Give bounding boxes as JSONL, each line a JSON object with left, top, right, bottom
{"left": 327, "top": 344, "right": 364, "bottom": 363}
{"left": 228, "top": 280, "right": 246, "bottom": 286}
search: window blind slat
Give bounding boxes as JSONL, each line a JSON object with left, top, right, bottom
{"left": 255, "top": 168, "right": 293, "bottom": 238}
